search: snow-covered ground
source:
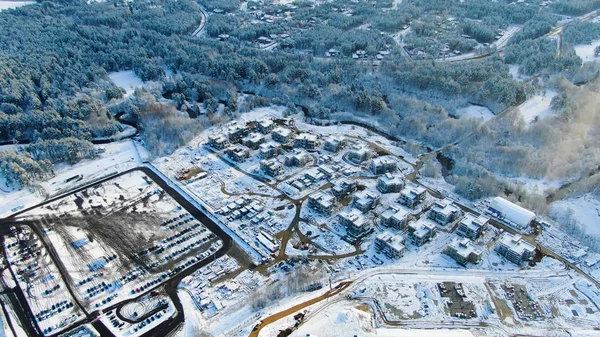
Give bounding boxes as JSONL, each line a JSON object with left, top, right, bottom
{"left": 550, "top": 193, "right": 600, "bottom": 236}
{"left": 0, "top": 1, "right": 34, "bottom": 11}
{"left": 108, "top": 71, "right": 145, "bottom": 97}
{"left": 574, "top": 39, "right": 600, "bottom": 62}
{"left": 0, "top": 140, "right": 142, "bottom": 219}
{"left": 516, "top": 90, "right": 557, "bottom": 126}
{"left": 455, "top": 105, "right": 495, "bottom": 122}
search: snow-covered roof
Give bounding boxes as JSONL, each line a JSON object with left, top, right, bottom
{"left": 498, "top": 233, "right": 535, "bottom": 255}
{"left": 459, "top": 213, "right": 489, "bottom": 232}
{"left": 489, "top": 197, "right": 535, "bottom": 228}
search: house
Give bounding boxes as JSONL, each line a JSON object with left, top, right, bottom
{"left": 338, "top": 209, "right": 371, "bottom": 238}
{"left": 226, "top": 144, "right": 250, "bottom": 162}
{"left": 284, "top": 150, "right": 312, "bottom": 167}
{"left": 260, "top": 159, "right": 284, "bottom": 177}
{"left": 487, "top": 197, "right": 536, "bottom": 230}
{"left": 347, "top": 146, "right": 373, "bottom": 164}
{"left": 375, "top": 232, "right": 405, "bottom": 259}
{"left": 380, "top": 206, "right": 410, "bottom": 230}
{"left": 377, "top": 173, "right": 405, "bottom": 193}
{"left": 308, "top": 191, "right": 335, "bottom": 215}
{"left": 428, "top": 199, "right": 461, "bottom": 225}
{"left": 330, "top": 177, "right": 357, "bottom": 199}
{"left": 258, "top": 142, "right": 280, "bottom": 159}
{"left": 317, "top": 165, "right": 335, "bottom": 179}
{"left": 304, "top": 169, "right": 325, "bottom": 182}
{"left": 243, "top": 133, "right": 265, "bottom": 150}
{"left": 227, "top": 123, "right": 249, "bottom": 143}
{"left": 348, "top": 146, "right": 373, "bottom": 164}
{"left": 352, "top": 190, "right": 379, "bottom": 213}
{"left": 495, "top": 233, "right": 536, "bottom": 265}
{"left": 456, "top": 213, "right": 489, "bottom": 240}
{"left": 408, "top": 221, "right": 436, "bottom": 246}
{"left": 255, "top": 119, "right": 274, "bottom": 134}
{"left": 444, "top": 238, "right": 482, "bottom": 266}
{"left": 272, "top": 127, "right": 294, "bottom": 143}
{"left": 370, "top": 156, "right": 397, "bottom": 175}
{"left": 294, "top": 133, "right": 319, "bottom": 150}
{"left": 323, "top": 136, "right": 345, "bottom": 153}
{"left": 206, "top": 134, "right": 229, "bottom": 150}
{"left": 398, "top": 183, "right": 427, "bottom": 209}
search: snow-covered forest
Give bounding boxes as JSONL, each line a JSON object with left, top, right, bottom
{"left": 0, "top": 0, "right": 598, "bottom": 214}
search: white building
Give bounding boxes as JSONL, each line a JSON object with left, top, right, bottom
{"left": 370, "top": 156, "right": 397, "bottom": 175}
{"left": 380, "top": 206, "right": 410, "bottom": 230}
{"left": 456, "top": 213, "right": 489, "bottom": 240}
{"left": 428, "top": 199, "right": 461, "bottom": 225}
{"left": 398, "top": 183, "right": 427, "bottom": 209}
{"left": 495, "top": 233, "right": 536, "bottom": 265}
{"left": 352, "top": 190, "right": 379, "bottom": 213}
{"left": 338, "top": 209, "right": 371, "bottom": 238}
{"left": 377, "top": 173, "right": 405, "bottom": 193}
{"left": 444, "top": 238, "right": 482, "bottom": 266}
{"left": 375, "top": 231, "right": 405, "bottom": 259}
{"left": 308, "top": 191, "right": 335, "bottom": 215}
{"left": 487, "top": 197, "right": 535, "bottom": 229}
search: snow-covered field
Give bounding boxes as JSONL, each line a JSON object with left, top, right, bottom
{"left": 108, "top": 71, "right": 145, "bottom": 97}
{"left": 516, "top": 90, "right": 557, "bottom": 125}
{"left": 574, "top": 39, "right": 600, "bottom": 62}
{"left": 550, "top": 194, "right": 600, "bottom": 236}
{"left": 0, "top": 140, "right": 143, "bottom": 219}
{"left": 455, "top": 105, "right": 495, "bottom": 122}
{"left": 0, "top": 1, "right": 34, "bottom": 11}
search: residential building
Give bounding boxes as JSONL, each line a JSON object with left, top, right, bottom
{"left": 375, "top": 231, "right": 406, "bottom": 259}
{"left": 317, "top": 165, "right": 335, "bottom": 179}
{"left": 352, "top": 190, "right": 379, "bottom": 213}
{"left": 330, "top": 177, "right": 357, "bottom": 199}
{"left": 338, "top": 209, "right": 371, "bottom": 238}
{"left": 304, "top": 169, "right": 326, "bottom": 182}
{"left": 444, "top": 238, "right": 482, "bottom": 266}
{"left": 323, "top": 136, "right": 345, "bottom": 153}
{"left": 347, "top": 145, "right": 372, "bottom": 164}
{"left": 260, "top": 159, "right": 284, "bottom": 177}
{"left": 380, "top": 206, "right": 410, "bottom": 230}
{"left": 456, "top": 213, "right": 489, "bottom": 240}
{"left": 258, "top": 142, "right": 280, "bottom": 159}
{"left": 272, "top": 127, "right": 294, "bottom": 143}
{"left": 226, "top": 144, "right": 250, "bottom": 162}
{"left": 370, "top": 156, "right": 397, "bottom": 175}
{"left": 377, "top": 173, "right": 405, "bottom": 193}
{"left": 428, "top": 199, "right": 461, "bottom": 225}
{"left": 284, "top": 150, "right": 312, "bottom": 167}
{"left": 398, "top": 183, "right": 427, "bottom": 209}
{"left": 488, "top": 197, "right": 536, "bottom": 229}
{"left": 242, "top": 133, "right": 265, "bottom": 150}
{"left": 255, "top": 119, "right": 274, "bottom": 134}
{"left": 308, "top": 191, "right": 335, "bottom": 215}
{"left": 408, "top": 221, "right": 436, "bottom": 246}
{"left": 495, "top": 233, "right": 536, "bottom": 265}
{"left": 227, "top": 123, "right": 249, "bottom": 143}
{"left": 206, "top": 134, "right": 229, "bottom": 150}
{"left": 294, "top": 133, "right": 319, "bottom": 150}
